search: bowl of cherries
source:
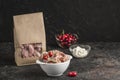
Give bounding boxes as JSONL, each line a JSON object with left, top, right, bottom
{"left": 55, "top": 31, "right": 78, "bottom": 48}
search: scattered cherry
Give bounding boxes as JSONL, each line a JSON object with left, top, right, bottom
{"left": 68, "top": 71, "right": 77, "bottom": 77}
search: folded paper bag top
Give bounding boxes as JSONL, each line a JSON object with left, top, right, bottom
{"left": 13, "top": 12, "right": 46, "bottom": 66}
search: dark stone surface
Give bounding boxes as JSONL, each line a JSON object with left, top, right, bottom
{"left": 0, "top": 42, "right": 120, "bottom": 80}
{"left": 1, "top": 0, "right": 120, "bottom": 43}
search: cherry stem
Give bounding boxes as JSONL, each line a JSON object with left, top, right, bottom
{"left": 62, "top": 30, "right": 65, "bottom": 35}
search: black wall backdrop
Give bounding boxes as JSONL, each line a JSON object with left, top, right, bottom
{"left": 0, "top": 0, "right": 120, "bottom": 44}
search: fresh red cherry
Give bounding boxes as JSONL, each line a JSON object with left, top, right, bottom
{"left": 72, "top": 71, "right": 77, "bottom": 76}
{"left": 68, "top": 72, "right": 73, "bottom": 76}
{"left": 64, "top": 42, "right": 68, "bottom": 45}
{"left": 69, "top": 37, "right": 73, "bottom": 41}
{"left": 48, "top": 51, "right": 53, "bottom": 57}
{"left": 65, "top": 33, "right": 69, "bottom": 36}
{"left": 68, "top": 71, "right": 77, "bottom": 77}
{"left": 63, "top": 34, "right": 67, "bottom": 38}
{"left": 69, "top": 34, "right": 73, "bottom": 37}
{"left": 68, "top": 40, "right": 72, "bottom": 43}
{"left": 57, "top": 35, "right": 63, "bottom": 40}
{"left": 61, "top": 36, "right": 65, "bottom": 41}
{"left": 43, "top": 54, "right": 48, "bottom": 60}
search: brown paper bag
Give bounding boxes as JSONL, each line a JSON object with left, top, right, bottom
{"left": 13, "top": 12, "right": 46, "bottom": 66}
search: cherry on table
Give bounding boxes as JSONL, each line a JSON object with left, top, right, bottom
{"left": 68, "top": 71, "right": 77, "bottom": 77}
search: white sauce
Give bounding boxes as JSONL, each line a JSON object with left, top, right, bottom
{"left": 72, "top": 46, "right": 88, "bottom": 58}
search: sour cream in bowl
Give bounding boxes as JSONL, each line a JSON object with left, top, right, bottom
{"left": 69, "top": 44, "right": 91, "bottom": 58}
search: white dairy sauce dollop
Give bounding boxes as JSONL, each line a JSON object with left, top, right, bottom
{"left": 72, "top": 46, "right": 88, "bottom": 58}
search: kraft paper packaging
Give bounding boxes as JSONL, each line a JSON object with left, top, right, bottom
{"left": 13, "top": 12, "right": 46, "bottom": 66}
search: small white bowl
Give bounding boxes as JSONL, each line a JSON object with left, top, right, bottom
{"left": 69, "top": 44, "right": 91, "bottom": 58}
{"left": 36, "top": 55, "right": 72, "bottom": 76}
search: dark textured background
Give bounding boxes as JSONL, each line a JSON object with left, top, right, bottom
{"left": 0, "top": 0, "right": 120, "bottom": 44}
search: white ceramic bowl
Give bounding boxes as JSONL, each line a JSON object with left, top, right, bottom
{"left": 36, "top": 55, "right": 72, "bottom": 76}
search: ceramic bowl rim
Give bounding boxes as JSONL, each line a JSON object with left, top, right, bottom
{"left": 36, "top": 54, "right": 72, "bottom": 65}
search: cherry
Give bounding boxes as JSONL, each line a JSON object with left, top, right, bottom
{"left": 65, "top": 33, "right": 69, "bottom": 37}
{"left": 57, "top": 35, "right": 62, "bottom": 40}
{"left": 68, "top": 72, "right": 73, "bottom": 76}
{"left": 69, "top": 37, "right": 73, "bottom": 41}
{"left": 63, "top": 34, "right": 67, "bottom": 38}
{"left": 48, "top": 51, "right": 53, "bottom": 57}
{"left": 43, "top": 54, "right": 48, "bottom": 60}
{"left": 68, "top": 71, "right": 77, "bottom": 77}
